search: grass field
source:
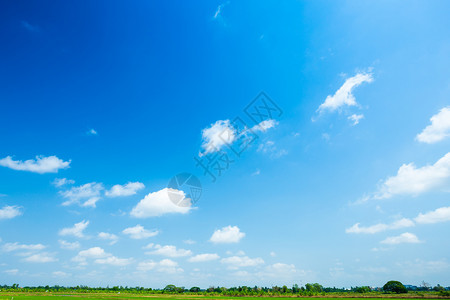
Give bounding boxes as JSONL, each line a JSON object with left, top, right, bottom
{"left": 0, "top": 294, "right": 449, "bottom": 300}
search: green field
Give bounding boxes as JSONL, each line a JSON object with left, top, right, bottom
{"left": 1, "top": 294, "right": 449, "bottom": 300}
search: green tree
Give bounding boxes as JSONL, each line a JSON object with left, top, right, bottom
{"left": 383, "top": 281, "right": 407, "bottom": 294}
{"left": 163, "top": 285, "right": 177, "bottom": 293}
{"left": 189, "top": 287, "right": 200, "bottom": 292}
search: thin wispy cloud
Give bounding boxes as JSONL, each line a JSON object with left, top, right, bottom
{"left": 122, "top": 225, "right": 158, "bottom": 239}
{"left": 52, "top": 178, "right": 75, "bottom": 188}
{"left": 21, "top": 21, "right": 40, "bottom": 33}
{"left": 380, "top": 232, "right": 422, "bottom": 245}
{"left": 60, "top": 183, "right": 103, "bottom": 208}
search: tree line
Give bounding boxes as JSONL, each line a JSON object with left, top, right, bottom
{"left": 1, "top": 281, "right": 449, "bottom": 296}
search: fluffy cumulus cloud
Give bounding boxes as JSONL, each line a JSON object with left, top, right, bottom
{"left": 58, "top": 240, "right": 80, "bottom": 250}
{"left": 373, "top": 152, "right": 450, "bottom": 199}
{"left": 52, "top": 178, "right": 75, "bottom": 188}
{"left": 144, "top": 244, "right": 192, "bottom": 257}
{"left": 72, "top": 246, "right": 131, "bottom": 266}
{"left": 199, "top": 119, "right": 278, "bottom": 156}
{"left": 381, "top": 232, "right": 422, "bottom": 245}
{"left": 210, "top": 225, "right": 245, "bottom": 244}
{"left": 415, "top": 206, "right": 450, "bottom": 224}
{"left": 122, "top": 225, "right": 158, "bottom": 239}
{"left": 60, "top": 183, "right": 104, "bottom": 208}
{"left": 105, "top": 182, "right": 145, "bottom": 197}
{"left": 346, "top": 218, "right": 414, "bottom": 234}
{"left": 0, "top": 205, "right": 22, "bottom": 220}
{"left": 59, "top": 220, "right": 89, "bottom": 238}
{"left": 200, "top": 120, "right": 236, "bottom": 155}
{"left": 0, "top": 155, "right": 70, "bottom": 174}
{"left": 188, "top": 253, "right": 220, "bottom": 262}
{"left": 317, "top": 72, "right": 373, "bottom": 113}
{"left": 130, "top": 188, "right": 193, "bottom": 218}
{"left": 98, "top": 232, "right": 119, "bottom": 245}
{"left": 416, "top": 106, "right": 450, "bottom": 143}
{"left": 72, "top": 247, "right": 108, "bottom": 263}
{"left": 137, "top": 259, "right": 183, "bottom": 274}
{"left": 221, "top": 255, "right": 264, "bottom": 269}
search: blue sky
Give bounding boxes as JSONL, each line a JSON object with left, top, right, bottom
{"left": 1, "top": 0, "right": 450, "bottom": 288}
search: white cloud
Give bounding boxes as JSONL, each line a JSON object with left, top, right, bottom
{"left": 381, "top": 232, "right": 422, "bottom": 245}
{"left": 98, "top": 232, "right": 119, "bottom": 245}
{"left": 416, "top": 107, "right": 450, "bottom": 143}
{"left": 21, "top": 21, "right": 39, "bottom": 32}
{"left": 265, "top": 263, "right": 297, "bottom": 275}
{"left": 137, "top": 259, "right": 183, "bottom": 274}
{"left": 188, "top": 253, "right": 220, "bottom": 262}
{"left": 22, "top": 252, "right": 57, "bottom": 263}
{"left": 270, "top": 251, "right": 276, "bottom": 257}
{"left": 184, "top": 239, "right": 196, "bottom": 245}
{"left": 2, "top": 242, "right": 46, "bottom": 252}
{"left": 251, "top": 119, "right": 279, "bottom": 133}
{"left": 200, "top": 120, "right": 236, "bottom": 155}
{"left": 374, "top": 152, "right": 450, "bottom": 199}
{"left": 415, "top": 206, "right": 450, "bottom": 224}
{"left": 52, "top": 178, "right": 75, "bottom": 188}
{"left": 130, "top": 188, "right": 193, "bottom": 218}
{"left": 58, "top": 240, "right": 80, "bottom": 250}
{"left": 252, "top": 169, "right": 261, "bottom": 176}
{"left": 59, "top": 220, "right": 89, "bottom": 238}
{"left": 210, "top": 225, "right": 245, "bottom": 244}
{"left": 105, "top": 182, "right": 145, "bottom": 197}
{"left": 95, "top": 256, "right": 132, "bottom": 266}
{"left": 87, "top": 129, "right": 98, "bottom": 136}
{"left": 0, "top": 155, "right": 70, "bottom": 174}
{"left": 348, "top": 114, "right": 364, "bottom": 126}
{"left": 257, "top": 140, "right": 288, "bottom": 158}
{"left": 318, "top": 72, "right": 373, "bottom": 113}
{"left": 72, "top": 247, "right": 108, "bottom": 264}
{"left": 122, "top": 225, "right": 158, "bottom": 239}
{"left": 136, "top": 260, "right": 157, "bottom": 271}
{"left": 213, "top": 1, "right": 229, "bottom": 20}
{"left": 346, "top": 218, "right": 414, "bottom": 234}
{"left": 72, "top": 247, "right": 132, "bottom": 267}
{"left": 60, "top": 183, "right": 103, "bottom": 207}
{"left": 221, "top": 255, "right": 264, "bottom": 269}
{"left": 4, "top": 269, "right": 19, "bottom": 275}
{"left": 52, "top": 271, "right": 70, "bottom": 277}
{"left": 145, "top": 244, "right": 192, "bottom": 257}
{"left": 0, "top": 205, "right": 22, "bottom": 220}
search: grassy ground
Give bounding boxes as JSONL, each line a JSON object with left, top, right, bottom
{"left": 0, "top": 294, "right": 449, "bottom": 300}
